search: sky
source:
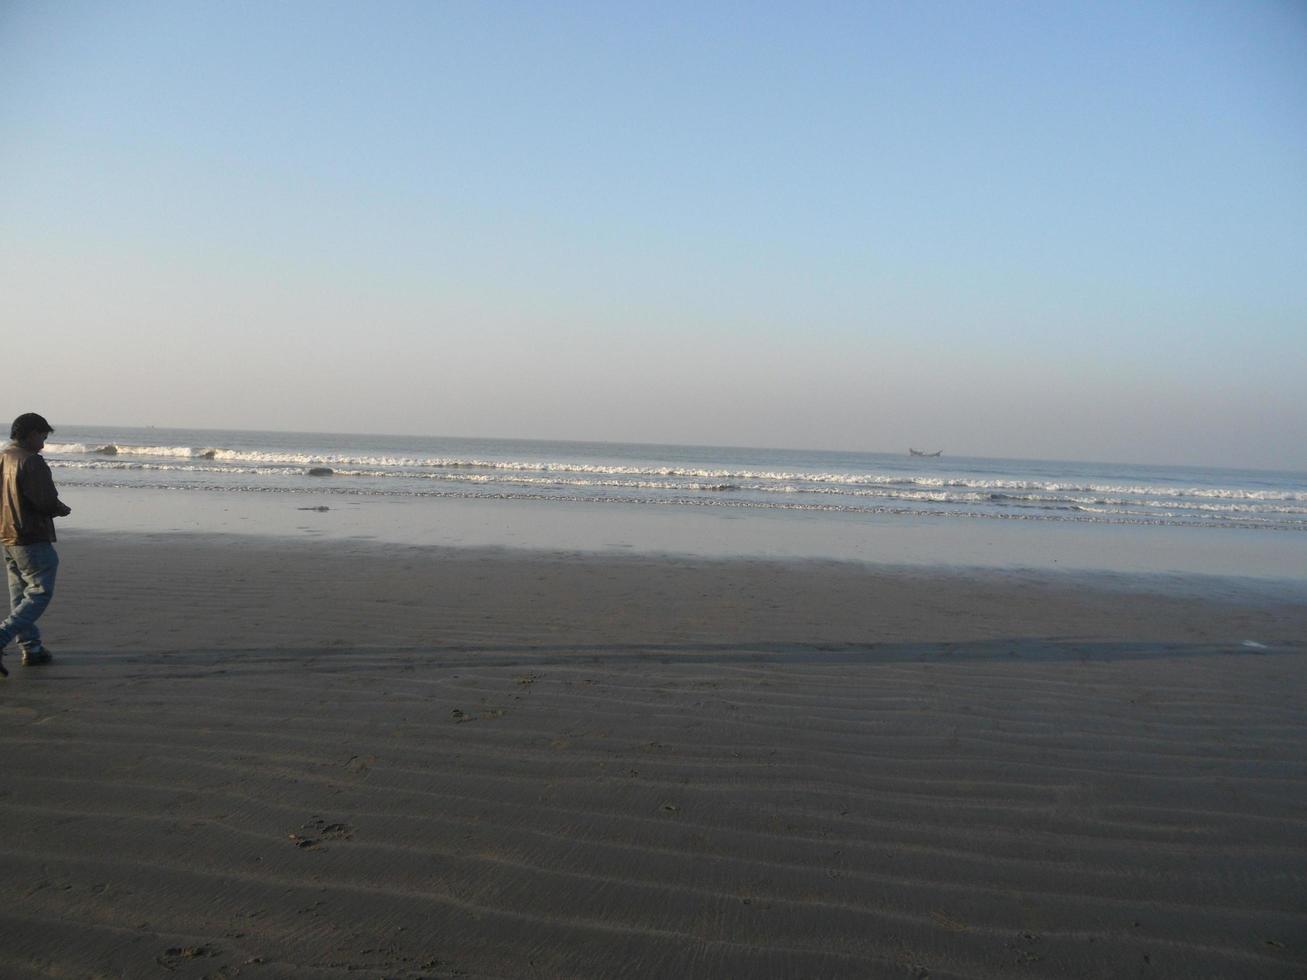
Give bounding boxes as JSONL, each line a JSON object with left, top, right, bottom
{"left": 1, "top": 1, "right": 1304, "bottom": 468}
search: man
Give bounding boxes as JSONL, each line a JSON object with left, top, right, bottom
{"left": 0, "top": 413, "right": 72, "bottom": 676}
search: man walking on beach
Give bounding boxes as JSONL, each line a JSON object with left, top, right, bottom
{"left": 0, "top": 413, "right": 72, "bottom": 676}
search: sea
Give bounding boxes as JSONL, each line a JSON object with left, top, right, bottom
{"left": 42, "top": 425, "right": 1307, "bottom": 585}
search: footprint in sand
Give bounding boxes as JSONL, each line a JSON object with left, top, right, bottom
{"left": 290, "top": 817, "right": 355, "bottom": 847}
{"left": 343, "top": 754, "right": 375, "bottom": 775}
{"left": 157, "top": 945, "right": 219, "bottom": 967}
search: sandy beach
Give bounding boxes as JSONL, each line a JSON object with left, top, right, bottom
{"left": 1, "top": 532, "right": 1304, "bottom": 978}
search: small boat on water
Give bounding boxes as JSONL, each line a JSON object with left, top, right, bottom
{"left": 909, "top": 448, "right": 942, "bottom": 457}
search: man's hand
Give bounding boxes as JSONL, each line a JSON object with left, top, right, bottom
{"left": 56, "top": 504, "right": 72, "bottom": 517}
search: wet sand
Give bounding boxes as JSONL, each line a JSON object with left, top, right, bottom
{"left": 0, "top": 532, "right": 1304, "bottom": 978}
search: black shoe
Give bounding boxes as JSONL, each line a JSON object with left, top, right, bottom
{"left": 21, "top": 648, "right": 52, "bottom": 666}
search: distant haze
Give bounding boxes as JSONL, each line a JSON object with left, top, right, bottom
{"left": 2, "top": 1, "right": 1304, "bottom": 470}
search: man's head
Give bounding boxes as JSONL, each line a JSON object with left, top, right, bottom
{"left": 10, "top": 413, "right": 55, "bottom": 451}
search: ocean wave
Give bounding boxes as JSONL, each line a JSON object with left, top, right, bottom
{"left": 48, "top": 476, "right": 1307, "bottom": 531}
{"left": 50, "top": 459, "right": 743, "bottom": 492}
{"left": 51, "top": 460, "right": 305, "bottom": 476}
{"left": 45, "top": 442, "right": 1306, "bottom": 503}
{"left": 46, "top": 458, "right": 1307, "bottom": 520}
{"left": 48, "top": 442, "right": 220, "bottom": 459}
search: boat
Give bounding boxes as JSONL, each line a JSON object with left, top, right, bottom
{"left": 909, "top": 448, "right": 942, "bottom": 457}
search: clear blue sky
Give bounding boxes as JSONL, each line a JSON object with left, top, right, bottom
{"left": 2, "top": 0, "right": 1304, "bottom": 467}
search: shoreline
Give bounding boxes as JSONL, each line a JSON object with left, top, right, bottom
{"left": 49, "top": 530, "right": 1307, "bottom": 652}
{"left": 46, "top": 483, "right": 1307, "bottom": 584}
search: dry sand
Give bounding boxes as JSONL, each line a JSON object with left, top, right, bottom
{"left": 1, "top": 532, "right": 1304, "bottom": 978}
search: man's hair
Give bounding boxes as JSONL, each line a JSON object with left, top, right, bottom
{"left": 10, "top": 413, "right": 55, "bottom": 441}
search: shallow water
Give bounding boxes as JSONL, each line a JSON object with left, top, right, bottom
{"left": 38, "top": 426, "right": 1306, "bottom": 593}
{"left": 63, "top": 483, "right": 1307, "bottom": 598}
{"left": 46, "top": 426, "right": 1307, "bottom": 533}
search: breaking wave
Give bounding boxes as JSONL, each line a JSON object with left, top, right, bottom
{"left": 42, "top": 434, "right": 1307, "bottom": 534}
{"left": 43, "top": 442, "right": 1307, "bottom": 504}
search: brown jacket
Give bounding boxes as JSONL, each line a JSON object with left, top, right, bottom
{"left": 0, "top": 442, "right": 70, "bottom": 545}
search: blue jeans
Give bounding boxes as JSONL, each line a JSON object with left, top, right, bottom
{"left": 1, "top": 542, "right": 59, "bottom": 653}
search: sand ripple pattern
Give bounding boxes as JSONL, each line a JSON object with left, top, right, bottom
{"left": 2, "top": 652, "right": 1305, "bottom": 978}
{"left": 1, "top": 541, "right": 1305, "bottom": 978}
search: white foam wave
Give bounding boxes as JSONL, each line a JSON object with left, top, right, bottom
{"left": 47, "top": 457, "right": 1307, "bottom": 520}
{"left": 49, "top": 475, "right": 1307, "bottom": 531}
{"left": 47, "top": 442, "right": 220, "bottom": 459}
{"left": 54, "top": 460, "right": 299, "bottom": 476}
{"left": 44, "top": 442, "right": 1307, "bottom": 503}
